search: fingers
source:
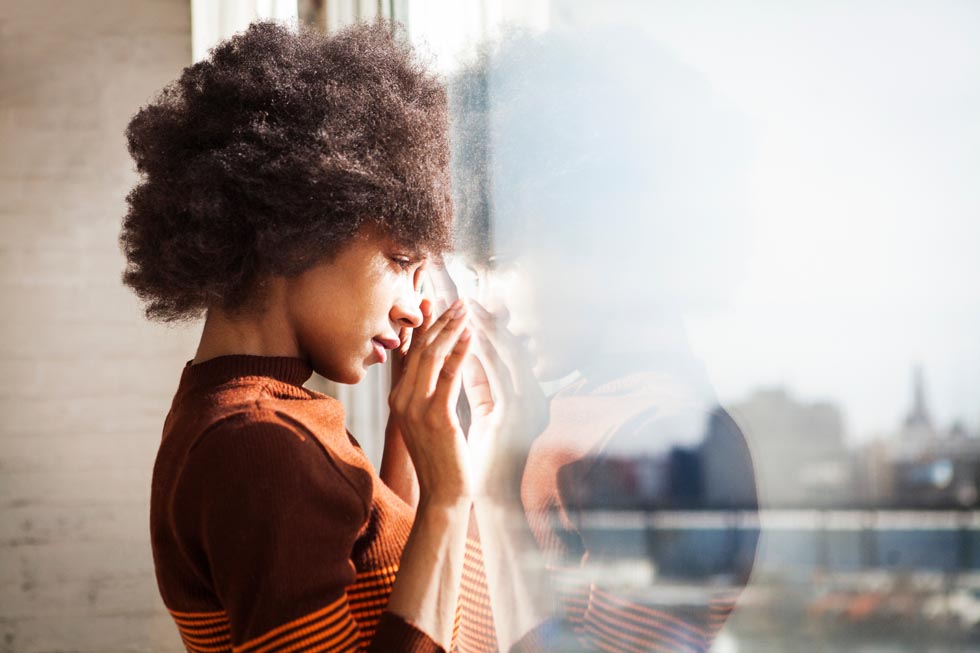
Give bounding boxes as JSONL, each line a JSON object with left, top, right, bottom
{"left": 462, "top": 353, "right": 495, "bottom": 418}
{"left": 472, "top": 327, "right": 516, "bottom": 406}
{"left": 402, "top": 298, "right": 433, "bottom": 347}
{"left": 412, "top": 297, "right": 436, "bottom": 337}
{"left": 416, "top": 298, "right": 463, "bottom": 345}
{"left": 427, "top": 262, "right": 461, "bottom": 306}
{"left": 468, "top": 300, "right": 517, "bottom": 362}
{"left": 400, "top": 299, "right": 464, "bottom": 388}
{"left": 414, "top": 305, "right": 469, "bottom": 396}
{"left": 470, "top": 299, "right": 543, "bottom": 401}
{"left": 467, "top": 300, "right": 532, "bottom": 396}
{"left": 431, "top": 327, "right": 472, "bottom": 410}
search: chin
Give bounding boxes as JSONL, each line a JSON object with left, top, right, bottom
{"left": 312, "top": 360, "right": 365, "bottom": 386}
{"left": 339, "top": 366, "right": 368, "bottom": 385}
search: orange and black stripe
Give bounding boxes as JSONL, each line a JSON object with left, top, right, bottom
{"left": 169, "top": 595, "right": 362, "bottom": 653}
{"left": 235, "top": 595, "right": 360, "bottom": 653}
{"left": 168, "top": 608, "right": 232, "bottom": 653}
{"left": 706, "top": 593, "right": 737, "bottom": 639}
{"left": 347, "top": 564, "right": 399, "bottom": 648}
{"left": 456, "top": 537, "right": 498, "bottom": 653}
{"left": 584, "top": 586, "right": 710, "bottom": 653}
{"left": 548, "top": 566, "right": 589, "bottom": 631}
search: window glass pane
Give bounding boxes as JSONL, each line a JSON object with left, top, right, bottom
{"left": 418, "top": 2, "right": 980, "bottom": 651}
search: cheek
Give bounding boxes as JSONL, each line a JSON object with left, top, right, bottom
{"left": 288, "top": 284, "right": 358, "bottom": 363}
{"left": 361, "top": 277, "right": 397, "bottom": 322}
{"left": 332, "top": 267, "right": 390, "bottom": 328}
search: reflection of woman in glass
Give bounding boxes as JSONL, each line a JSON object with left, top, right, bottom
{"left": 449, "top": 26, "right": 761, "bottom": 652}
{"left": 120, "top": 20, "right": 532, "bottom": 653}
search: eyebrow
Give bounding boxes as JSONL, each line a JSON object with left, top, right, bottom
{"left": 387, "top": 240, "right": 425, "bottom": 260}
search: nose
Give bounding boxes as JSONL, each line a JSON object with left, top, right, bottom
{"left": 390, "top": 286, "right": 423, "bottom": 329}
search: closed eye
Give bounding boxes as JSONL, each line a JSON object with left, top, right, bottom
{"left": 390, "top": 255, "right": 414, "bottom": 270}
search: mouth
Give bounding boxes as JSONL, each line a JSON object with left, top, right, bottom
{"left": 371, "top": 336, "right": 400, "bottom": 364}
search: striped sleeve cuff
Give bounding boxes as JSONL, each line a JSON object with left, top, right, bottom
{"left": 232, "top": 595, "right": 360, "bottom": 652}
{"left": 168, "top": 608, "right": 232, "bottom": 653}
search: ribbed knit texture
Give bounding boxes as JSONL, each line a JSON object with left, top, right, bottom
{"left": 149, "top": 354, "right": 747, "bottom": 653}
{"left": 150, "top": 354, "right": 441, "bottom": 653}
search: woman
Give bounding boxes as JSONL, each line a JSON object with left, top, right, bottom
{"left": 119, "top": 19, "right": 523, "bottom": 653}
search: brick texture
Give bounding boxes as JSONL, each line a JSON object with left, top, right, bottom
{"left": 0, "top": 1, "right": 196, "bottom": 651}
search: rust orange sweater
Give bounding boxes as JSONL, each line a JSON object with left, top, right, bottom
{"left": 149, "top": 353, "right": 732, "bottom": 653}
{"left": 151, "top": 354, "right": 461, "bottom": 652}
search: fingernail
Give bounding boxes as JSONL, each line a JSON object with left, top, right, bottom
{"left": 460, "top": 327, "right": 472, "bottom": 341}
{"left": 452, "top": 304, "right": 467, "bottom": 319}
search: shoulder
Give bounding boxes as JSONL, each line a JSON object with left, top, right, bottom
{"left": 177, "top": 409, "right": 374, "bottom": 525}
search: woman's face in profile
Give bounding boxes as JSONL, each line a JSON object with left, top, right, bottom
{"left": 481, "top": 248, "right": 603, "bottom": 383}
{"left": 283, "top": 230, "right": 426, "bottom": 384}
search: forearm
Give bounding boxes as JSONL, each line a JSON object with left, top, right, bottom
{"left": 383, "top": 298, "right": 475, "bottom": 648}
{"left": 472, "top": 497, "right": 554, "bottom": 650}
{"left": 380, "top": 420, "right": 420, "bottom": 509}
{"left": 385, "top": 497, "right": 470, "bottom": 650}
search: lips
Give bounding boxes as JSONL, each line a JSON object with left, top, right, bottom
{"left": 371, "top": 336, "right": 400, "bottom": 365}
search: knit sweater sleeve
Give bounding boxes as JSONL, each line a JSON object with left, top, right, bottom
{"left": 172, "top": 417, "right": 443, "bottom": 653}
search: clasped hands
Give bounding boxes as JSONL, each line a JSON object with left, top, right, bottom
{"left": 387, "top": 297, "right": 549, "bottom": 506}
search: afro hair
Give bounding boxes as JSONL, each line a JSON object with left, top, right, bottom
{"left": 119, "top": 19, "right": 453, "bottom": 323}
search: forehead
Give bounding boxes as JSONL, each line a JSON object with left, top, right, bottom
{"left": 357, "top": 225, "right": 430, "bottom": 260}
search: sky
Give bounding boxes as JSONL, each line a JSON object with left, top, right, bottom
{"left": 410, "top": 0, "right": 980, "bottom": 442}
{"left": 604, "top": 0, "right": 980, "bottom": 441}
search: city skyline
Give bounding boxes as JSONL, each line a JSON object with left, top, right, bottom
{"left": 711, "top": 362, "right": 978, "bottom": 447}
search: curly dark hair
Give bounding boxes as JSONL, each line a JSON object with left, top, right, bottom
{"left": 119, "top": 19, "right": 453, "bottom": 323}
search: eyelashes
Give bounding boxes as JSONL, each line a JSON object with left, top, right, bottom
{"left": 391, "top": 256, "right": 414, "bottom": 270}
{"left": 389, "top": 253, "right": 426, "bottom": 273}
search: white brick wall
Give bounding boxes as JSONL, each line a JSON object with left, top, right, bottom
{"left": 1, "top": 1, "right": 198, "bottom": 651}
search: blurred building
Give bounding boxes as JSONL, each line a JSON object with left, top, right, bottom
{"left": 869, "top": 366, "right": 980, "bottom": 508}
{"left": 726, "top": 388, "right": 854, "bottom": 508}
{"left": 721, "top": 369, "right": 980, "bottom": 510}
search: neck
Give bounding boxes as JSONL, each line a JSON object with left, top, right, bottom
{"left": 192, "top": 303, "right": 301, "bottom": 365}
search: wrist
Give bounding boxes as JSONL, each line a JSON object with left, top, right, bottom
{"left": 416, "top": 473, "right": 472, "bottom": 510}
{"left": 476, "top": 456, "right": 526, "bottom": 506}
{"left": 414, "top": 494, "right": 472, "bottom": 525}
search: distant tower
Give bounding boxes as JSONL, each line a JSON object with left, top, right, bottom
{"left": 903, "top": 364, "right": 934, "bottom": 433}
